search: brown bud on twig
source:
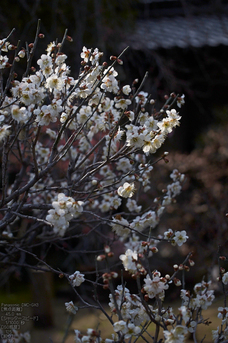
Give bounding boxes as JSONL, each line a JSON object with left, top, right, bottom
{"left": 219, "top": 256, "right": 226, "bottom": 261}
{"left": 144, "top": 294, "right": 149, "bottom": 301}
{"left": 8, "top": 44, "right": 16, "bottom": 50}
{"left": 66, "top": 35, "right": 73, "bottom": 42}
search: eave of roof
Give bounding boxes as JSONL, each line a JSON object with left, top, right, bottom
{"left": 125, "top": 14, "right": 228, "bottom": 49}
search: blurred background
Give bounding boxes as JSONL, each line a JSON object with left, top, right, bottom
{"left": 1, "top": 1, "right": 228, "bottom": 341}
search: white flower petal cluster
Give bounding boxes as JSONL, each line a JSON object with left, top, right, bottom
{"left": 0, "top": 124, "right": 11, "bottom": 142}
{"left": 46, "top": 193, "right": 84, "bottom": 236}
{"left": 143, "top": 271, "right": 169, "bottom": 299}
{"left": 180, "top": 281, "right": 215, "bottom": 310}
{"left": 119, "top": 249, "right": 138, "bottom": 273}
{"left": 111, "top": 215, "right": 130, "bottom": 241}
{"left": 74, "top": 328, "right": 101, "bottom": 343}
{"left": 69, "top": 271, "right": 85, "bottom": 287}
{"left": 117, "top": 182, "right": 135, "bottom": 198}
{"left": 65, "top": 301, "right": 78, "bottom": 314}
{"left": 113, "top": 320, "right": 141, "bottom": 338}
{"left": 0, "top": 55, "right": 9, "bottom": 69}
{"left": 222, "top": 271, "right": 228, "bottom": 285}
{"left": 163, "top": 325, "right": 188, "bottom": 343}
{"left": 164, "top": 229, "right": 188, "bottom": 247}
{"left": 109, "top": 285, "right": 152, "bottom": 326}
{"left": 101, "top": 67, "right": 119, "bottom": 93}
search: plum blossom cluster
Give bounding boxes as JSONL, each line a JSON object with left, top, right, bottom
{"left": 46, "top": 193, "right": 84, "bottom": 236}
{"left": 143, "top": 271, "right": 169, "bottom": 300}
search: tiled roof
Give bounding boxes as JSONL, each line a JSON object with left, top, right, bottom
{"left": 125, "top": 14, "right": 228, "bottom": 49}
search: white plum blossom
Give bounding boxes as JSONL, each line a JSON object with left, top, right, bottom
{"left": 119, "top": 249, "right": 138, "bottom": 273}
{"left": 69, "top": 271, "right": 85, "bottom": 287}
{"left": 117, "top": 182, "right": 136, "bottom": 198}
{"left": 177, "top": 94, "right": 185, "bottom": 108}
{"left": 124, "top": 323, "right": 141, "bottom": 338}
{"left": 143, "top": 271, "right": 169, "bottom": 299}
{"left": 0, "top": 55, "right": 9, "bottom": 69}
{"left": 122, "top": 85, "right": 131, "bottom": 95}
{"left": 46, "top": 73, "right": 65, "bottom": 90}
{"left": 113, "top": 320, "right": 127, "bottom": 333}
{"left": 0, "top": 125, "right": 11, "bottom": 142}
{"left": 111, "top": 216, "right": 130, "bottom": 241}
{"left": 126, "top": 198, "right": 142, "bottom": 213}
{"left": 65, "top": 301, "right": 78, "bottom": 314}
{"left": 167, "top": 181, "right": 182, "bottom": 197}
{"left": 11, "top": 105, "right": 30, "bottom": 123}
{"left": 101, "top": 67, "right": 119, "bottom": 93}
{"left": 172, "top": 230, "right": 188, "bottom": 246}
{"left": 37, "top": 54, "right": 52, "bottom": 68}
{"left": 114, "top": 98, "right": 131, "bottom": 110}
{"left": 113, "top": 320, "right": 140, "bottom": 338}
{"left": 163, "top": 325, "right": 188, "bottom": 343}
{"left": 46, "top": 193, "right": 84, "bottom": 236}
{"left": 135, "top": 91, "right": 148, "bottom": 106}
{"left": 222, "top": 272, "right": 228, "bottom": 285}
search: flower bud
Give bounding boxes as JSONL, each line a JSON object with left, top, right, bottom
{"left": 38, "top": 33, "right": 45, "bottom": 38}
{"left": 174, "top": 278, "right": 181, "bottom": 286}
{"left": 220, "top": 267, "right": 225, "bottom": 274}
{"left": 97, "top": 254, "right": 106, "bottom": 261}
{"left": 111, "top": 272, "right": 118, "bottom": 278}
{"left": 144, "top": 294, "right": 149, "bottom": 301}
{"left": 150, "top": 247, "right": 158, "bottom": 253}
{"left": 18, "top": 50, "right": 25, "bottom": 58}
{"left": 188, "top": 259, "right": 195, "bottom": 266}
{"left": 66, "top": 35, "right": 73, "bottom": 42}
{"left": 104, "top": 245, "right": 110, "bottom": 253}
{"left": 8, "top": 44, "right": 16, "bottom": 50}
{"left": 219, "top": 256, "right": 226, "bottom": 261}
